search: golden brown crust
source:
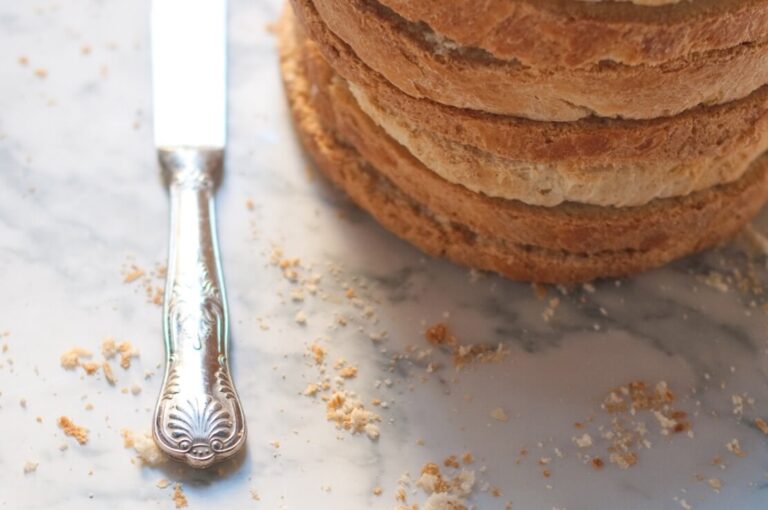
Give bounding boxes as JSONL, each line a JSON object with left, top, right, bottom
{"left": 292, "top": 5, "right": 768, "bottom": 165}
{"left": 319, "top": 60, "right": 768, "bottom": 254}
{"left": 300, "top": 0, "right": 768, "bottom": 120}
{"left": 350, "top": 82, "right": 768, "bottom": 207}
{"left": 279, "top": 10, "right": 768, "bottom": 283}
{"left": 377, "top": 0, "right": 768, "bottom": 68}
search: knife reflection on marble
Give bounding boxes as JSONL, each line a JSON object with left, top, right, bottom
{"left": 150, "top": 0, "right": 246, "bottom": 468}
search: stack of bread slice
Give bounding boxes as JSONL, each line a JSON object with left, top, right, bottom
{"left": 278, "top": 0, "right": 768, "bottom": 283}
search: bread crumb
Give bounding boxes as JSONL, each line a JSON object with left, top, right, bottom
{"left": 103, "top": 361, "right": 117, "bottom": 385}
{"left": 373, "top": 487, "right": 382, "bottom": 496}
{"left": 707, "top": 478, "right": 722, "bottom": 491}
{"left": 309, "top": 343, "right": 325, "bottom": 364}
{"left": 34, "top": 68, "right": 47, "bottom": 79}
{"left": 295, "top": 310, "right": 307, "bottom": 325}
{"left": 117, "top": 341, "right": 139, "bottom": 369}
{"left": 271, "top": 252, "right": 300, "bottom": 279}
{"left": 123, "top": 266, "right": 145, "bottom": 283}
{"left": 574, "top": 433, "right": 593, "bottom": 448}
{"left": 453, "top": 343, "right": 509, "bottom": 370}
{"left": 731, "top": 394, "right": 744, "bottom": 416}
{"left": 150, "top": 286, "right": 163, "bottom": 305}
{"left": 23, "top": 461, "right": 38, "bottom": 474}
{"left": 18, "top": 56, "right": 28, "bottom": 66}
{"left": 591, "top": 457, "right": 604, "bottom": 470}
{"left": 755, "top": 418, "right": 768, "bottom": 435}
{"left": 130, "top": 384, "right": 142, "bottom": 395}
{"left": 490, "top": 407, "right": 508, "bottom": 422}
{"left": 599, "top": 380, "right": 690, "bottom": 469}
{"left": 325, "top": 391, "right": 381, "bottom": 440}
{"left": 121, "top": 429, "right": 134, "bottom": 448}
{"left": 339, "top": 366, "right": 358, "bottom": 379}
{"left": 609, "top": 451, "right": 638, "bottom": 470}
{"left": 424, "top": 322, "right": 509, "bottom": 370}
{"left": 58, "top": 416, "right": 88, "bottom": 445}
{"left": 121, "top": 429, "right": 166, "bottom": 466}
{"left": 156, "top": 479, "right": 171, "bottom": 489}
{"left": 422, "top": 493, "right": 468, "bottom": 510}
{"left": 60, "top": 348, "right": 92, "bottom": 369}
{"left": 541, "top": 298, "right": 559, "bottom": 322}
{"left": 416, "top": 463, "right": 448, "bottom": 494}
{"left": 82, "top": 362, "right": 99, "bottom": 375}
{"left": 303, "top": 383, "right": 319, "bottom": 396}
{"left": 425, "top": 323, "right": 449, "bottom": 345}
{"left": 250, "top": 489, "right": 261, "bottom": 500}
{"left": 701, "top": 271, "right": 729, "bottom": 293}
{"left": 653, "top": 410, "right": 680, "bottom": 434}
{"left": 411, "top": 462, "right": 476, "bottom": 509}
{"left": 101, "top": 338, "right": 117, "bottom": 359}
{"left": 726, "top": 438, "right": 746, "bottom": 457}
{"left": 172, "top": 483, "right": 188, "bottom": 508}
{"left": 443, "top": 455, "right": 460, "bottom": 469}
{"left": 365, "top": 423, "right": 380, "bottom": 440}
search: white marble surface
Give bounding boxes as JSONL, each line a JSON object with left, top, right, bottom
{"left": 2, "top": 1, "right": 768, "bottom": 509}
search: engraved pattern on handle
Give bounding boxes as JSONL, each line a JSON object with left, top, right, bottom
{"left": 152, "top": 148, "right": 246, "bottom": 469}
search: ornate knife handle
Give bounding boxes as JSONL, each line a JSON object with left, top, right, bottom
{"left": 152, "top": 148, "right": 246, "bottom": 468}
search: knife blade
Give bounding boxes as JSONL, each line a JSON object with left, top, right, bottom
{"left": 152, "top": 0, "right": 226, "bottom": 148}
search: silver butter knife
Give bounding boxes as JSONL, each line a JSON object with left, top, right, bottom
{"left": 151, "top": 0, "right": 246, "bottom": 468}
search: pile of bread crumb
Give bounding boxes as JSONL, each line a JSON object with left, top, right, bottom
{"left": 121, "top": 429, "right": 166, "bottom": 466}
{"left": 425, "top": 323, "right": 509, "bottom": 369}
{"left": 60, "top": 337, "right": 143, "bottom": 400}
{"left": 599, "top": 380, "right": 691, "bottom": 469}
{"left": 302, "top": 341, "right": 382, "bottom": 440}
{"left": 394, "top": 457, "right": 481, "bottom": 510}
{"left": 121, "top": 260, "right": 166, "bottom": 306}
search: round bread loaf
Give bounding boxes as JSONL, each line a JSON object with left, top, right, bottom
{"left": 279, "top": 9, "right": 768, "bottom": 282}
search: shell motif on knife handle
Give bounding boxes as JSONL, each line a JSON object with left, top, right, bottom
{"left": 152, "top": 148, "right": 246, "bottom": 469}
